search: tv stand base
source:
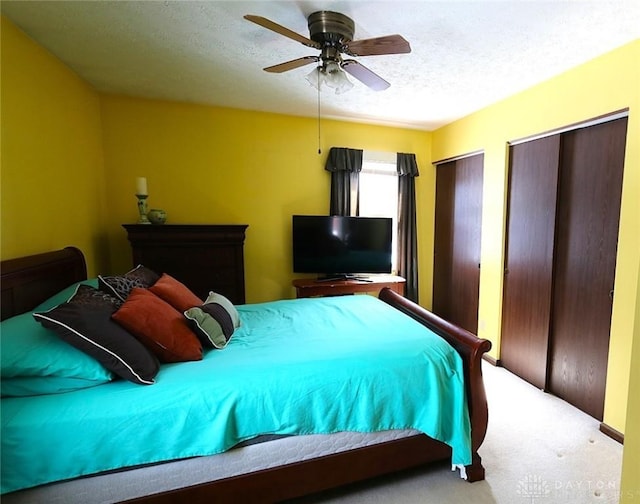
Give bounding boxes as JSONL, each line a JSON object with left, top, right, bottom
{"left": 292, "top": 275, "right": 406, "bottom": 298}
{"left": 316, "top": 275, "right": 373, "bottom": 283}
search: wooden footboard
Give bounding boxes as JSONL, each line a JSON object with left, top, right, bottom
{"left": 1, "top": 249, "right": 492, "bottom": 503}
{"left": 378, "top": 287, "right": 492, "bottom": 481}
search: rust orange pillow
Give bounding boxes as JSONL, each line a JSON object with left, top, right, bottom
{"left": 112, "top": 288, "right": 202, "bottom": 363}
{"left": 148, "top": 273, "right": 203, "bottom": 313}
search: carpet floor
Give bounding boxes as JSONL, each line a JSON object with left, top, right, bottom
{"left": 289, "top": 361, "right": 624, "bottom": 504}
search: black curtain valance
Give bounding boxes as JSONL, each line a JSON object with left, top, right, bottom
{"left": 397, "top": 152, "right": 420, "bottom": 177}
{"left": 324, "top": 147, "right": 363, "bottom": 173}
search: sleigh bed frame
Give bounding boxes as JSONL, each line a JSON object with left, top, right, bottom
{"left": 1, "top": 247, "right": 491, "bottom": 503}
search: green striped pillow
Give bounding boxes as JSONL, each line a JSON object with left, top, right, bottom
{"left": 184, "top": 292, "right": 240, "bottom": 349}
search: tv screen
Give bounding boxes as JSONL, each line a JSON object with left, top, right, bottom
{"left": 292, "top": 215, "right": 392, "bottom": 279}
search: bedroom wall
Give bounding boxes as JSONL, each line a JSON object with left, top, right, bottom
{"left": 0, "top": 16, "right": 109, "bottom": 275}
{"left": 432, "top": 40, "right": 640, "bottom": 437}
{"left": 98, "top": 96, "right": 433, "bottom": 304}
{"left": 620, "top": 255, "right": 640, "bottom": 501}
{"left": 620, "top": 253, "right": 640, "bottom": 501}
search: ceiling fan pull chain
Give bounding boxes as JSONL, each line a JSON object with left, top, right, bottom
{"left": 317, "top": 67, "right": 322, "bottom": 155}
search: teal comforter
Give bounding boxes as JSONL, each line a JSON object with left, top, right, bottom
{"left": 1, "top": 295, "right": 471, "bottom": 494}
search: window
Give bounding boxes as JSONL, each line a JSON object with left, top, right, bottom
{"left": 358, "top": 151, "right": 398, "bottom": 272}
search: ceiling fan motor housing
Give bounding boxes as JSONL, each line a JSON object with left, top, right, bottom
{"left": 308, "top": 11, "right": 355, "bottom": 47}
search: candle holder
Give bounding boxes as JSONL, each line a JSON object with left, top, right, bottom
{"left": 136, "top": 194, "right": 151, "bottom": 224}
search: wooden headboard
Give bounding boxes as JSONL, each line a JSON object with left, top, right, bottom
{"left": 1, "top": 247, "right": 87, "bottom": 321}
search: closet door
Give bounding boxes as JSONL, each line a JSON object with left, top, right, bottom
{"left": 547, "top": 117, "right": 627, "bottom": 420}
{"left": 433, "top": 154, "right": 483, "bottom": 334}
{"left": 501, "top": 136, "right": 561, "bottom": 389}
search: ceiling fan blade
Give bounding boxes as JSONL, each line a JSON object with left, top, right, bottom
{"left": 244, "top": 15, "right": 321, "bottom": 49}
{"left": 264, "top": 56, "right": 319, "bottom": 73}
{"left": 342, "top": 60, "right": 390, "bottom": 91}
{"left": 345, "top": 35, "right": 411, "bottom": 56}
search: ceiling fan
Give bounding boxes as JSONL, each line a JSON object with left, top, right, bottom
{"left": 244, "top": 11, "right": 411, "bottom": 93}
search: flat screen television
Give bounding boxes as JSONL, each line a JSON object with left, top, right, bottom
{"left": 292, "top": 215, "right": 392, "bottom": 280}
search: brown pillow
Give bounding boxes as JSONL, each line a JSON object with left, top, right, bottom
{"left": 149, "top": 273, "right": 203, "bottom": 313}
{"left": 112, "top": 288, "right": 202, "bottom": 363}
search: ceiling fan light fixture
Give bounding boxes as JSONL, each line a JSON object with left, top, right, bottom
{"left": 330, "top": 68, "right": 354, "bottom": 95}
{"left": 305, "top": 66, "right": 321, "bottom": 89}
{"left": 305, "top": 63, "right": 354, "bottom": 95}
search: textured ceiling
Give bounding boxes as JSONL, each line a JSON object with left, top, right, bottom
{"left": 2, "top": 1, "right": 639, "bottom": 130}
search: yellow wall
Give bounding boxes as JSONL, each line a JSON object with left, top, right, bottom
{"left": 0, "top": 16, "right": 108, "bottom": 275}
{"left": 620, "top": 253, "right": 640, "bottom": 501}
{"left": 99, "top": 96, "right": 432, "bottom": 304}
{"left": 432, "top": 40, "right": 640, "bottom": 437}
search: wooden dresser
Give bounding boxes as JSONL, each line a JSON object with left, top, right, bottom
{"left": 123, "top": 224, "right": 248, "bottom": 304}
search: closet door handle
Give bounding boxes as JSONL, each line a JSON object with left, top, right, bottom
{"left": 609, "top": 289, "right": 614, "bottom": 300}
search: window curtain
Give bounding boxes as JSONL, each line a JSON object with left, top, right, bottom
{"left": 324, "top": 147, "right": 363, "bottom": 216}
{"left": 397, "top": 153, "right": 420, "bottom": 302}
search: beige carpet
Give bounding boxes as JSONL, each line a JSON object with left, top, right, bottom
{"left": 289, "top": 362, "right": 624, "bottom": 504}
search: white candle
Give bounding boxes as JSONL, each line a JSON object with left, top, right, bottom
{"left": 136, "top": 177, "right": 148, "bottom": 196}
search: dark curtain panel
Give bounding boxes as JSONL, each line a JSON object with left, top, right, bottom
{"left": 324, "top": 147, "right": 363, "bottom": 216}
{"left": 397, "top": 153, "right": 420, "bottom": 302}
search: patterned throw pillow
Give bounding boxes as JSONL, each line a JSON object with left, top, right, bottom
{"left": 98, "top": 265, "right": 160, "bottom": 302}
{"left": 33, "top": 285, "right": 159, "bottom": 385}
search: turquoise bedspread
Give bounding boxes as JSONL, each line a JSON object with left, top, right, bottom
{"left": 1, "top": 295, "right": 471, "bottom": 494}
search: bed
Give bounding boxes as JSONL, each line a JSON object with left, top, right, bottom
{"left": 0, "top": 247, "right": 491, "bottom": 503}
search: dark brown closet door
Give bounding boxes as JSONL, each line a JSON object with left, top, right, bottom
{"left": 433, "top": 154, "right": 483, "bottom": 334}
{"left": 501, "top": 136, "right": 561, "bottom": 389}
{"left": 548, "top": 117, "right": 627, "bottom": 420}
